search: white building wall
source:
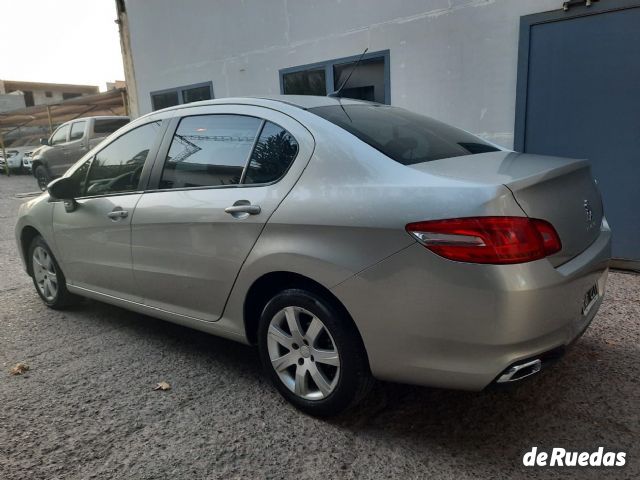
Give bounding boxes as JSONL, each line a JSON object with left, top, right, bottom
{"left": 31, "top": 90, "right": 66, "bottom": 105}
{"left": 125, "top": 0, "right": 561, "bottom": 148}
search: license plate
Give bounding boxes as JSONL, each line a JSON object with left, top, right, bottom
{"left": 581, "top": 283, "right": 599, "bottom": 316}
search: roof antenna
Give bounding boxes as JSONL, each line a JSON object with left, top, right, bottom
{"left": 328, "top": 48, "right": 368, "bottom": 98}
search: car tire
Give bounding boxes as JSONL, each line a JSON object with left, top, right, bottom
{"left": 28, "top": 236, "right": 76, "bottom": 309}
{"left": 258, "top": 288, "right": 373, "bottom": 417}
{"left": 34, "top": 165, "right": 50, "bottom": 191}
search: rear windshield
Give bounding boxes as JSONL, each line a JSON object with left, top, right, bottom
{"left": 93, "top": 118, "right": 130, "bottom": 135}
{"left": 309, "top": 104, "right": 499, "bottom": 165}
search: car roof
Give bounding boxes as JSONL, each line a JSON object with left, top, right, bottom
{"left": 62, "top": 115, "right": 129, "bottom": 126}
{"left": 252, "top": 95, "right": 377, "bottom": 109}
{"left": 149, "top": 95, "right": 377, "bottom": 115}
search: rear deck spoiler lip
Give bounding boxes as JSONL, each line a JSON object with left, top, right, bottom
{"left": 408, "top": 151, "right": 591, "bottom": 190}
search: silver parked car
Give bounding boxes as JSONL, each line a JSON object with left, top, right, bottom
{"left": 15, "top": 96, "right": 610, "bottom": 416}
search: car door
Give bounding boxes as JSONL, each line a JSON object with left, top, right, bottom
{"left": 61, "top": 120, "right": 90, "bottom": 169}
{"left": 46, "top": 123, "right": 71, "bottom": 177}
{"left": 131, "top": 105, "right": 314, "bottom": 321}
{"left": 52, "top": 120, "right": 165, "bottom": 301}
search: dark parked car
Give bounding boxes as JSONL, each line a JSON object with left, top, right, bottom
{"left": 32, "top": 116, "right": 129, "bottom": 190}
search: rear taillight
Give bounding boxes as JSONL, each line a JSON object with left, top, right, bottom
{"left": 406, "top": 216, "right": 561, "bottom": 264}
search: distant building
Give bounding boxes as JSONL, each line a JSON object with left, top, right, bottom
{"left": 0, "top": 80, "right": 99, "bottom": 112}
{"left": 106, "top": 80, "right": 127, "bottom": 91}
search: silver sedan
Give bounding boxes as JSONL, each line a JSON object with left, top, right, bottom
{"left": 15, "top": 96, "right": 610, "bottom": 416}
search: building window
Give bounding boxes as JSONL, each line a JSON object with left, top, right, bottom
{"left": 151, "top": 91, "right": 180, "bottom": 110}
{"left": 280, "top": 50, "right": 390, "bottom": 104}
{"left": 63, "top": 92, "right": 82, "bottom": 100}
{"left": 150, "top": 82, "right": 214, "bottom": 111}
{"left": 45, "top": 91, "right": 52, "bottom": 98}
{"left": 282, "top": 68, "right": 327, "bottom": 96}
{"left": 23, "top": 91, "right": 34, "bottom": 107}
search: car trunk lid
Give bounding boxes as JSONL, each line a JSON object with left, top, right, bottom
{"left": 409, "top": 151, "right": 603, "bottom": 266}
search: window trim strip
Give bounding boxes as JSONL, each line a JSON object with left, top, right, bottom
{"left": 239, "top": 119, "right": 266, "bottom": 185}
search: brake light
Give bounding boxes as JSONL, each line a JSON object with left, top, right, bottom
{"left": 406, "top": 217, "right": 561, "bottom": 264}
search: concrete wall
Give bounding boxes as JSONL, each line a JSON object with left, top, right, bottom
{"left": 0, "top": 93, "right": 26, "bottom": 113}
{"left": 30, "top": 90, "right": 66, "bottom": 106}
{"left": 124, "top": 0, "right": 561, "bottom": 148}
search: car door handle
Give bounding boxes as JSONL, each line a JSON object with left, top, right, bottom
{"left": 224, "top": 203, "right": 261, "bottom": 215}
{"left": 107, "top": 209, "right": 129, "bottom": 220}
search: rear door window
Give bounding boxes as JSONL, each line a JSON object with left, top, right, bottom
{"left": 160, "top": 115, "right": 262, "bottom": 189}
{"left": 69, "top": 121, "right": 86, "bottom": 141}
{"left": 309, "top": 104, "right": 499, "bottom": 165}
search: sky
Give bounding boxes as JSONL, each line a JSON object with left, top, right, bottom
{"left": 1, "top": 0, "right": 125, "bottom": 91}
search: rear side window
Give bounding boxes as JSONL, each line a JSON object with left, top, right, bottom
{"left": 160, "top": 115, "right": 262, "bottom": 189}
{"left": 244, "top": 122, "right": 299, "bottom": 185}
{"left": 309, "top": 105, "right": 499, "bottom": 165}
{"left": 85, "top": 122, "right": 161, "bottom": 196}
{"left": 93, "top": 118, "right": 130, "bottom": 135}
{"left": 69, "top": 121, "right": 86, "bottom": 141}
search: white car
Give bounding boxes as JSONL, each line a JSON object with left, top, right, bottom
{"left": 22, "top": 150, "right": 35, "bottom": 172}
{"left": 0, "top": 145, "right": 38, "bottom": 173}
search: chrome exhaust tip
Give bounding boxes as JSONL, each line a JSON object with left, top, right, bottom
{"left": 496, "top": 358, "right": 542, "bottom": 383}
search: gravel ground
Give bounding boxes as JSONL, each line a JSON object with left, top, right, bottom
{"left": 0, "top": 174, "right": 638, "bottom": 480}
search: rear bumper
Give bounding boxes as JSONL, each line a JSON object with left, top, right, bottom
{"left": 332, "top": 222, "right": 611, "bottom": 390}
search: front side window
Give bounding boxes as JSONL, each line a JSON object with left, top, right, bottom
{"left": 244, "top": 122, "right": 299, "bottom": 184}
{"left": 84, "top": 122, "right": 161, "bottom": 196}
{"left": 160, "top": 115, "right": 261, "bottom": 189}
{"left": 50, "top": 125, "right": 69, "bottom": 145}
{"left": 310, "top": 104, "right": 500, "bottom": 166}
{"left": 69, "top": 121, "right": 86, "bottom": 141}
{"left": 66, "top": 157, "right": 92, "bottom": 197}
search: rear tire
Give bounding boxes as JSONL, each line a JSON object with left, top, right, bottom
{"left": 34, "top": 165, "right": 50, "bottom": 191}
{"left": 258, "top": 288, "right": 373, "bottom": 417}
{"left": 28, "top": 236, "right": 76, "bottom": 309}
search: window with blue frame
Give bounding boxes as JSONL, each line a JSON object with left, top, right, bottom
{"left": 150, "top": 82, "right": 214, "bottom": 111}
{"left": 279, "top": 50, "right": 390, "bottom": 104}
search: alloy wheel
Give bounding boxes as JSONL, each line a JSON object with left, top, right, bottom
{"left": 266, "top": 306, "right": 340, "bottom": 400}
{"left": 32, "top": 246, "right": 58, "bottom": 302}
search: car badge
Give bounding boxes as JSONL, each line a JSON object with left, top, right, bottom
{"left": 584, "top": 199, "right": 593, "bottom": 223}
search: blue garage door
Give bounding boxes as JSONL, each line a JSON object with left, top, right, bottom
{"left": 516, "top": 5, "right": 640, "bottom": 262}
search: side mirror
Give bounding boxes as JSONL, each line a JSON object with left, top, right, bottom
{"left": 40, "top": 137, "right": 49, "bottom": 146}
{"left": 47, "top": 177, "right": 78, "bottom": 212}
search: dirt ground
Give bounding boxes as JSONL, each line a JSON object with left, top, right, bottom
{"left": 1, "top": 174, "right": 638, "bottom": 479}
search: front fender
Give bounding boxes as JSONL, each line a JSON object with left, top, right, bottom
{"left": 15, "top": 194, "right": 58, "bottom": 274}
